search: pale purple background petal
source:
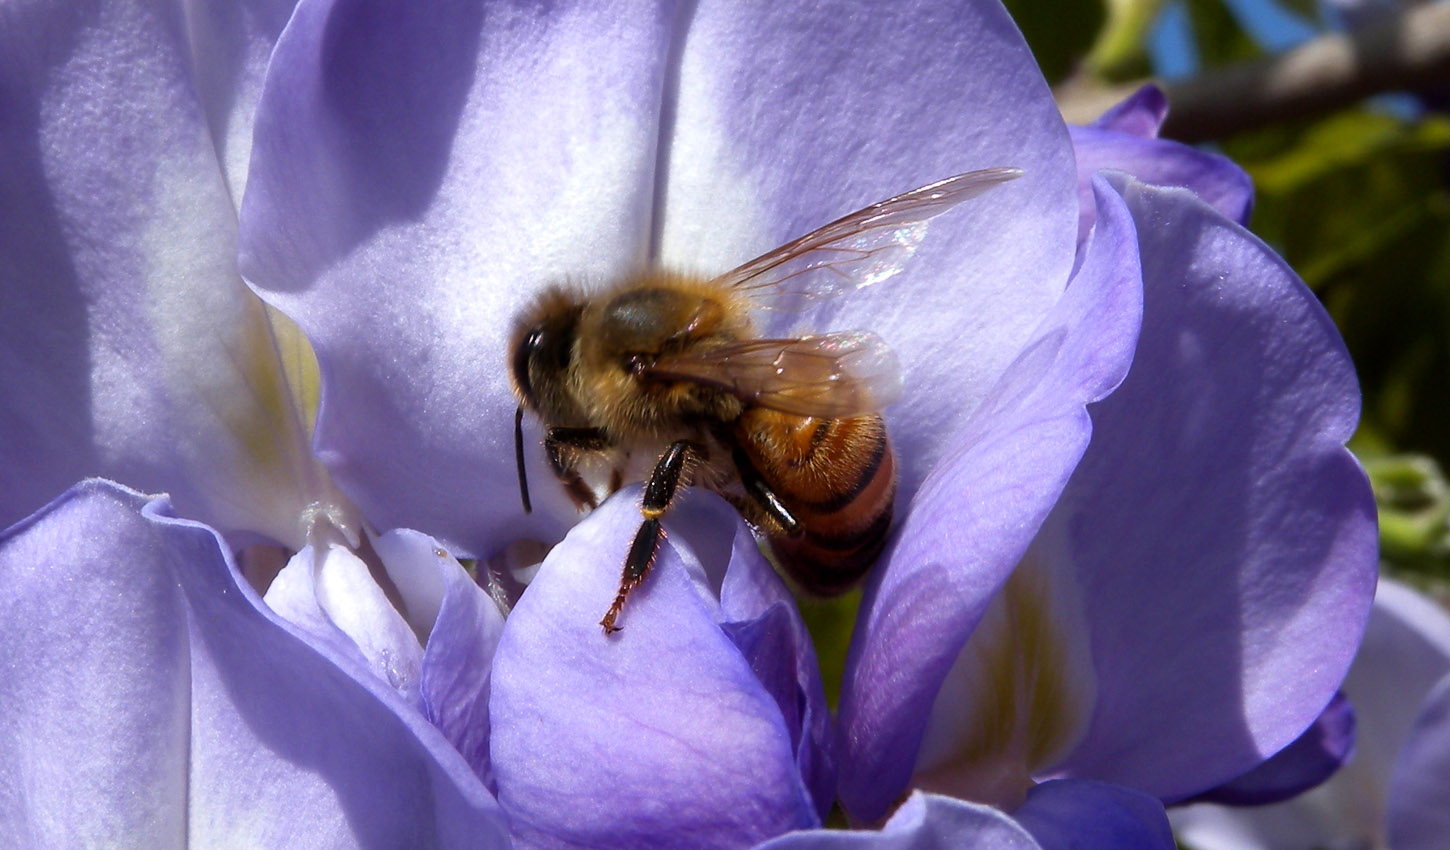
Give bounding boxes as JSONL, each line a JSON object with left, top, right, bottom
{"left": 1387, "top": 674, "right": 1450, "bottom": 850}
{"left": 1051, "top": 178, "right": 1377, "bottom": 799}
{"left": 652, "top": 494, "right": 838, "bottom": 817}
{"left": 238, "top": 0, "right": 1080, "bottom": 557}
{"left": 838, "top": 178, "right": 1143, "bottom": 821}
{"left": 0, "top": 480, "right": 505, "bottom": 847}
{"left": 754, "top": 786, "right": 1172, "bottom": 850}
{"left": 709, "top": 498, "right": 836, "bottom": 816}
{"left": 489, "top": 494, "right": 817, "bottom": 848}
{"left": 1070, "top": 127, "right": 1253, "bottom": 238}
{"left": 262, "top": 524, "right": 507, "bottom": 789}
{"left": 0, "top": 0, "right": 325, "bottom": 547}
{"left": 415, "top": 533, "right": 509, "bottom": 791}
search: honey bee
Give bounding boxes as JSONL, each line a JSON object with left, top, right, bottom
{"left": 509, "top": 167, "right": 1022, "bottom": 633}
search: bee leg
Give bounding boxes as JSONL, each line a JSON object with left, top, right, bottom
{"left": 731, "top": 445, "right": 802, "bottom": 537}
{"left": 601, "top": 439, "right": 702, "bottom": 635}
{"left": 544, "top": 426, "right": 612, "bottom": 510}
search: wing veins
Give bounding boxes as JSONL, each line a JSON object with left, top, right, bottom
{"left": 640, "top": 332, "right": 902, "bottom": 418}
{"left": 714, "top": 167, "right": 1023, "bottom": 302}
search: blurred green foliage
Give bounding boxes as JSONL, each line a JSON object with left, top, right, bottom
{"left": 1003, "top": 0, "right": 1105, "bottom": 81}
{"left": 798, "top": 590, "right": 861, "bottom": 709}
{"left": 1362, "top": 454, "right": 1450, "bottom": 576}
{"left": 1181, "top": 0, "right": 1261, "bottom": 66}
{"left": 1086, "top": 0, "right": 1160, "bottom": 80}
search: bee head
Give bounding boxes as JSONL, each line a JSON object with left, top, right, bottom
{"left": 509, "top": 287, "right": 588, "bottom": 425}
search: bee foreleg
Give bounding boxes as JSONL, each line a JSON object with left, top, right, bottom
{"left": 600, "top": 518, "right": 663, "bottom": 636}
{"left": 545, "top": 426, "right": 613, "bottom": 510}
{"left": 600, "top": 439, "right": 703, "bottom": 635}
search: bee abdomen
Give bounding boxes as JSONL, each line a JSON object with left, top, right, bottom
{"left": 735, "top": 411, "right": 897, "bottom": 595}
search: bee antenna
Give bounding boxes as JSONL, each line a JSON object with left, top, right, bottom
{"left": 515, "top": 406, "right": 532, "bottom": 513}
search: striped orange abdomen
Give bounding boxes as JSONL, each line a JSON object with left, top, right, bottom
{"left": 732, "top": 408, "right": 896, "bottom": 595}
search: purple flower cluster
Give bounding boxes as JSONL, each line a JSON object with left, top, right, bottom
{"left": 0, "top": 0, "right": 1383, "bottom": 847}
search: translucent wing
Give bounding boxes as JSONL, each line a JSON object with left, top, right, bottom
{"left": 641, "top": 331, "right": 902, "bottom": 418}
{"left": 715, "top": 167, "right": 1022, "bottom": 308}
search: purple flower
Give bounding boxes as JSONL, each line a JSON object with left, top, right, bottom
{"left": 0, "top": 0, "right": 513, "bottom": 842}
{"left": 835, "top": 88, "right": 1377, "bottom": 819}
{"left": 232, "top": 0, "right": 1189, "bottom": 838}
{"left": 1066, "top": 85, "right": 1254, "bottom": 243}
{"left": 1, "top": 0, "right": 1372, "bottom": 847}
{"left": 0, "top": 0, "right": 343, "bottom": 549}
{"left": 235, "top": 0, "right": 1098, "bottom": 837}
{"left": 1173, "top": 578, "right": 1450, "bottom": 850}
{"left": 0, "top": 480, "right": 509, "bottom": 846}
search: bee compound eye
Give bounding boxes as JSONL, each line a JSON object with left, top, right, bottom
{"left": 512, "top": 326, "right": 544, "bottom": 402}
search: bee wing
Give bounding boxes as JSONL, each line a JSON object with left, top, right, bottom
{"left": 715, "top": 167, "right": 1022, "bottom": 308}
{"left": 642, "top": 331, "right": 902, "bottom": 418}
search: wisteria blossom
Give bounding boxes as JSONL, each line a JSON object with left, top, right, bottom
{"left": 836, "top": 79, "right": 1376, "bottom": 820}
{"left": 1173, "top": 578, "right": 1450, "bottom": 850}
{"left": 0, "top": 0, "right": 508, "bottom": 843}
{"left": 1065, "top": 85, "right": 1253, "bottom": 243}
{"left": 0, "top": 481, "right": 511, "bottom": 846}
{"left": 0, "top": 0, "right": 334, "bottom": 547}
{"left": 1, "top": 0, "right": 1376, "bottom": 847}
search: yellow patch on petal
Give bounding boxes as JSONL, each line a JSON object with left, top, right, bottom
{"left": 38, "top": 0, "right": 344, "bottom": 550}
{"left": 226, "top": 298, "right": 313, "bottom": 472}
{"left": 131, "top": 141, "right": 343, "bottom": 548}
{"left": 262, "top": 304, "right": 322, "bottom": 435}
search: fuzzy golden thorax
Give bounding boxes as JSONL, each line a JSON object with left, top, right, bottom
{"left": 511, "top": 274, "right": 756, "bottom": 439}
{"left": 571, "top": 273, "right": 754, "bottom": 438}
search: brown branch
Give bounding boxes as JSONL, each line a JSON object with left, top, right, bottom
{"left": 1055, "top": 2, "right": 1450, "bottom": 143}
